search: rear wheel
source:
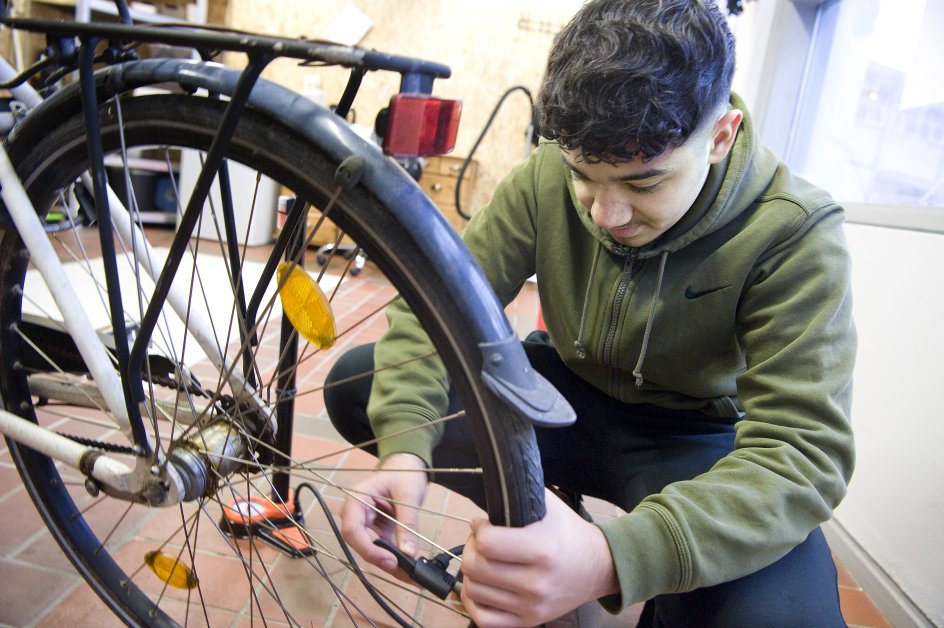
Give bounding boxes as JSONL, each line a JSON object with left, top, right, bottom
{"left": 0, "top": 91, "right": 544, "bottom": 625}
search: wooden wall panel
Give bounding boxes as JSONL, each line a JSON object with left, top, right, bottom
{"left": 224, "top": 0, "right": 580, "bottom": 222}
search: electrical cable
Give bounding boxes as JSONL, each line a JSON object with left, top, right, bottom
{"left": 454, "top": 85, "right": 534, "bottom": 220}
{"left": 293, "top": 481, "right": 415, "bottom": 628}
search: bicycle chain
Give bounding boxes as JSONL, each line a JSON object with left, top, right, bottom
{"left": 147, "top": 372, "right": 209, "bottom": 398}
{"left": 53, "top": 372, "right": 274, "bottom": 463}
{"left": 55, "top": 432, "right": 136, "bottom": 454}
{"left": 54, "top": 371, "right": 211, "bottom": 455}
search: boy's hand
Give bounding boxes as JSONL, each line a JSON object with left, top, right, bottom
{"left": 340, "top": 453, "right": 428, "bottom": 573}
{"left": 459, "top": 488, "right": 619, "bottom": 627}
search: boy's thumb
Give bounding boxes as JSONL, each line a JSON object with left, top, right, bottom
{"left": 395, "top": 509, "right": 418, "bottom": 558}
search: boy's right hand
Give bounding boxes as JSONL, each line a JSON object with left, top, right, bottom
{"left": 340, "top": 452, "right": 429, "bottom": 573}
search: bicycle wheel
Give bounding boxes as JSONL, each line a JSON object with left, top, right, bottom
{"left": 0, "top": 82, "right": 545, "bottom": 625}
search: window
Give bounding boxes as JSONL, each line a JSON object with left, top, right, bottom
{"left": 789, "top": 0, "right": 944, "bottom": 212}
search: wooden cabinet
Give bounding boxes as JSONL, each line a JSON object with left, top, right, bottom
{"left": 278, "top": 154, "right": 478, "bottom": 248}
{"left": 419, "top": 155, "right": 477, "bottom": 232}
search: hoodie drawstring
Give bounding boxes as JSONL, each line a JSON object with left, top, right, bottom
{"left": 632, "top": 250, "right": 669, "bottom": 387}
{"left": 574, "top": 242, "right": 603, "bottom": 360}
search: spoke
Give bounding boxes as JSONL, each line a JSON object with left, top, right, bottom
{"left": 49, "top": 215, "right": 111, "bottom": 317}
{"left": 16, "top": 336, "right": 113, "bottom": 414}
{"left": 193, "top": 152, "right": 266, "bottom": 392}
{"left": 28, "top": 404, "right": 116, "bottom": 432}
{"left": 207, "top": 468, "right": 465, "bottom": 625}
{"left": 290, "top": 345, "right": 439, "bottom": 406}
{"left": 4, "top": 99, "right": 514, "bottom": 627}
{"left": 207, "top": 483, "right": 337, "bottom": 625}
{"left": 286, "top": 291, "right": 396, "bottom": 391}
{"left": 181, "top": 502, "right": 214, "bottom": 627}
{"left": 236, "top": 452, "right": 467, "bottom": 568}
{"left": 201, "top": 486, "right": 298, "bottom": 625}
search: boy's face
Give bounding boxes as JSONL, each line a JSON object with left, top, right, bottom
{"left": 560, "top": 109, "right": 741, "bottom": 248}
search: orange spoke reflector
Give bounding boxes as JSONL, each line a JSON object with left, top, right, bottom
{"left": 144, "top": 550, "right": 198, "bottom": 590}
{"left": 276, "top": 262, "right": 337, "bottom": 349}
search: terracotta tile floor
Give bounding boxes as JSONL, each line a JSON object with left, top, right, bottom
{"left": 0, "top": 250, "right": 890, "bottom": 627}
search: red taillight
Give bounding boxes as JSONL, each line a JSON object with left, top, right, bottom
{"left": 382, "top": 94, "right": 462, "bottom": 158}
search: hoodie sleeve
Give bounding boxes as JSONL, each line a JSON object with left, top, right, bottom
{"left": 597, "top": 200, "right": 856, "bottom": 610}
{"left": 367, "top": 147, "right": 548, "bottom": 463}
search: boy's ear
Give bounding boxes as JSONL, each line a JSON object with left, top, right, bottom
{"left": 707, "top": 109, "right": 743, "bottom": 164}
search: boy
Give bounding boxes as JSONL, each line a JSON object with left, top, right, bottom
{"left": 327, "top": 0, "right": 855, "bottom": 625}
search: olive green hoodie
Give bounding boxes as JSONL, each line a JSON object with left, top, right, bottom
{"left": 367, "top": 95, "right": 856, "bottom": 609}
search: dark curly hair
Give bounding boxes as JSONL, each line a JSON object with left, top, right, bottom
{"left": 537, "top": 0, "right": 736, "bottom": 163}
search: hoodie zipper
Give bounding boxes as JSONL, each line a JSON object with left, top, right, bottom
{"left": 602, "top": 255, "right": 635, "bottom": 369}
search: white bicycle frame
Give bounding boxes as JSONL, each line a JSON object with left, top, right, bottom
{"left": 0, "top": 57, "right": 271, "bottom": 505}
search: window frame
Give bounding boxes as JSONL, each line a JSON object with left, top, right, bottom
{"left": 736, "top": 0, "right": 944, "bottom": 233}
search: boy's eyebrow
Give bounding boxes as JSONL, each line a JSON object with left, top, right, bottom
{"left": 560, "top": 154, "right": 670, "bottom": 182}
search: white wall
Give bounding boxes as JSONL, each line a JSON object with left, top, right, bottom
{"left": 730, "top": 1, "right": 944, "bottom": 624}
{"left": 833, "top": 223, "right": 944, "bottom": 626}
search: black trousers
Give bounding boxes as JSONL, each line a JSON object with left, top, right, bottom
{"left": 324, "top": 335, "right": 846, "bottom": 627}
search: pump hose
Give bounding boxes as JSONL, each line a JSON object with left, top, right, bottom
{"left": 454, "top": 85, "right": 534, "bottom": 220}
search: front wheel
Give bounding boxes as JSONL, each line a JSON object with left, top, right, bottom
{"left": 0, "top": 87, "right": 544, "bottom": 626}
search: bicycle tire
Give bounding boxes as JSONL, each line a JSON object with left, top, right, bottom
{"left": 0, "top": 79, "right": 545, "bottom": 625}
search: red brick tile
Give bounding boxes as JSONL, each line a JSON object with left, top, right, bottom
{"left": 839, "top": 586, "right": 893, "bottom": 628}
{"left": 35, "top": 581, "right": 128, "bottom": 628}
{"left": 834, "top": 556, "right": 859, "bottom": 588}
{"left": 340, "top": 567, "right": 422, "bottom": 627}
{"left": 140, "top": 595, "right": 241, "bottom": 627}
{"left": 0, "top": 560, "right": 80, "bottom": 626}
{"left": 70, "top": 493, "right": 150, "bottom": 547}
{"left": 0, "top": 463, "right": 24, "bottom": 501}
{"left": 434, "top": 513, "right": 473, "bottom": 555}
{"left": 291, "top": 435, "right": 352, "bottom": 466}
{"left": 412, "top": 593, "right": 470, "bottom": 627}
{"left": 442, "top": 490, "right": 487, "bottom": 522}
{"left": 246, "top": 551, "right": 343, "bottom": 624}
{"left": 10, "top": 526, "right": 74, "bottom": 571}
{"left": 0, "top": 481, "right": 49, "bottom": 556}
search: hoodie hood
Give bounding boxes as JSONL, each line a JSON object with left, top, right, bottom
{"left": 569, "top": 93, "right": 780, "bottom": 384}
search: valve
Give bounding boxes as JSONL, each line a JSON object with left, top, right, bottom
{"left": 373, "top": 538, "right": 461, "bottom": 600}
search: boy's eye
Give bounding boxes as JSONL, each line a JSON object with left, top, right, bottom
{"left": 629, "top": 182, "right": 661, "bottom": 194}
{"left": 568, "top": 166, "right": 662, "bottom": 194}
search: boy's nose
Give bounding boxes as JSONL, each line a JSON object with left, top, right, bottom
{"left": 590, "top": 188, "right": 632, "bottom": 230}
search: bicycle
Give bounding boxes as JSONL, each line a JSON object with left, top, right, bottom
{"left": 0, "top": 2, "right": 573, "bottom": 625}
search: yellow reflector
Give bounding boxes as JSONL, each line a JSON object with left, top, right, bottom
{"left": 276, "top": 262, "right": 337, "bottom": 349}
{"left": 144, "top": 550, "right": 198, "bottom": 590}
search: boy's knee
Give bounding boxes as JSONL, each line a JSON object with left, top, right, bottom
{"left": 648, "top": 529, "right": 844, "bottom": 627}
{"left": 324, "top": 344, "right": 376, "bottom": 448}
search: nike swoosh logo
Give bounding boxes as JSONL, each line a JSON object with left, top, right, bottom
{"left": 684, "top": 284, "right": 731, "bottom": 299}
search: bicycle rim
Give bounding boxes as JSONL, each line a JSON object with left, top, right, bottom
{"left": 0, "top": 92, "right": 543, "bottom": 626}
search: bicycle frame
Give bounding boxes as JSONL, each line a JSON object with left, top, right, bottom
{"left": 0, "top": 14, "right": 455, "bottom": 500}
{"left": 0, "top": 12, "right": 572, "bottom": 509}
